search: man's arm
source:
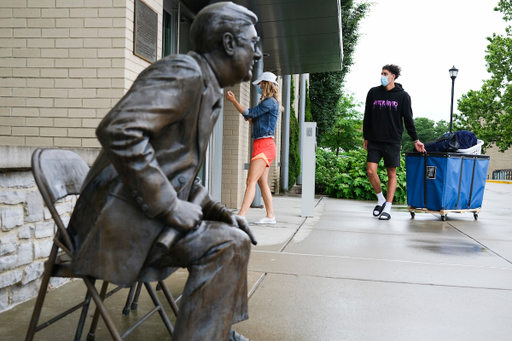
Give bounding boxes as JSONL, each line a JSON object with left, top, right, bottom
{"left": 363, "top": 89, "right": 372, "bottom": 149}
{"left": 402, "top": 94, "right": 419, "bottom": 142}
{"left": 96, "top": 56, "right": 204, "bottom": 231}
{"left": 402, "top": 94, "right": 425, "bottom": 152}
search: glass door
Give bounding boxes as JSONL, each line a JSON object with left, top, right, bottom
{"left": 162, "top": 10, "right": 173, "bottom": 57}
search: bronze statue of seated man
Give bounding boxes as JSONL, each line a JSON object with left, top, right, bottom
{"left": 68, "top": 2, "right": 260, "bottom": 340}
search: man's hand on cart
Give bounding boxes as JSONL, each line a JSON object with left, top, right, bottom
{"left": 414, "top": 140, "right": 426, "bottom": 153}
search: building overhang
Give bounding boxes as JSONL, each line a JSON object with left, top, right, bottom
{"left": 179, "top": 0, "right": 344, "bottom": 75}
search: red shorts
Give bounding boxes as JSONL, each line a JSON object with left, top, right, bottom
{"left": 251, "top": 138, "right": 276, "bottom": 167}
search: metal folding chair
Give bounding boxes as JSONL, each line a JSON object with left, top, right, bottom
{"left": 25, "top": 148, "right": 179, "bottom": 341}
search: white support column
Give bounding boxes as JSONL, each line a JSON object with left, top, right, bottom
{"left": 297, "top": 73, "right": 307, "bottom": 185}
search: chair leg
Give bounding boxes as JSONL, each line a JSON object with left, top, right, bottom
{"left": 158, "top": 281, "right": 179, "bottom": 318}
{"left": 122, "top": 284, "right": 137, "bottom": 316}
{"left": 144, "top": 283, "right": 174, "bottom": 337}
{"left": 86, "top": 280, "right": 119, "bottom": 341}
{"left": 155, "top": 283, "right": 161, "bottom": 291}
{"left": 130, "top": 282, "right": 143, "bottom": 311}
{"left": 25, "top": 244, "right": 59, "bottom": 341}
{"left": 73, "top": 284, "right": 94, "bottom": 341}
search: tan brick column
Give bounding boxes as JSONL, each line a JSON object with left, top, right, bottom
{"left": 221, "top": 82, "right": 251, "bottom": 209}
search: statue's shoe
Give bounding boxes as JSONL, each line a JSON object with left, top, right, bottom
{"left": 229, "top": 329, "right": 252, "bottom": 341}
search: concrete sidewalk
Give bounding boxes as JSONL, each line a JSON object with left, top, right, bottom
{"left": 1, "top": 183, "right": 511, "bottom": 340}
{"left": 237, "top": 182, "right": 512, "bottom": 340}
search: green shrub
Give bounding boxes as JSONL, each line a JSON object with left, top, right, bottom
{"left": 315, "top": 148, "right": 407, "bottom": 203}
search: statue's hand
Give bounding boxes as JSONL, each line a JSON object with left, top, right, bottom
{"left": 165, "top": 199, "right": 203, "bottom": 232}
{"left": 207, "top": 204, "right": 257, "bottom": 245}
{"left": 233, "top": 215, "right": 257, "bottom": 246}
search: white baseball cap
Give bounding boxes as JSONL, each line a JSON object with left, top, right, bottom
{"left": 252, "top": 71, "right": 278, "bottom": 86}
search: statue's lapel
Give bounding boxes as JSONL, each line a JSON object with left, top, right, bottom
{"left": 189, "top": 52, "right": 223, "bottom": 155}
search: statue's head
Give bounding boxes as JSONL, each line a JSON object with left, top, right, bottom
{"left": 190, "top": 2, "right": 261, "bottom": 85}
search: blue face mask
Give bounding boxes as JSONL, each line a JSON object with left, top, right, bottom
{"left": 381, "top": 76, "right": 389, "bottom": 87}
{"left": 256, "top": 85, "right": 263, "bottom": 94}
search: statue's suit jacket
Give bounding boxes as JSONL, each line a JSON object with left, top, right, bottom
{"left": 68, "top": 51, "right": 223, "bottom": 287}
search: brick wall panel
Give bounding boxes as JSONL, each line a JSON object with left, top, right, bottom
{"left": 12, "top": 8, "right": 40, "bottom": 17}
{"left": 0, "top": 30, "right": 12, "bottom": 38}
{"left": 25, "top": 137, "right": 53, "bottom": 146}
{"left": 12, "top": 49, "right": 40, "bottom": 58}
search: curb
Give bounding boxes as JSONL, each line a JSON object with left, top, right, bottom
{"left": 486, "top": 180, "right": 512, "bottom": 185}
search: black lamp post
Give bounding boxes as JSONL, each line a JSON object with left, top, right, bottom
{"left": 449, "top": 65, "right": 459, "bottom": 133}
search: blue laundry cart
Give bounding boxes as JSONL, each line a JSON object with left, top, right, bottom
{"left": 405, "top": 152, "right": 490, "bottom": 221}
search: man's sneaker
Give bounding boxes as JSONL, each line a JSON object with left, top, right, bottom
{"left": 254, "top": 216, "right": 276, "bottom": 224}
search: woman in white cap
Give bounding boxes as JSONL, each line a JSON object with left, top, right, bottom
{"left": 226, "top": 71, "right": 280, "bottom": 224}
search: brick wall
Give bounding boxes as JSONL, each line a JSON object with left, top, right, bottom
{"left": 0, "top": 0, "right": 161, "bottom": 149}
{"left": 484, "top": 144, "right": 512, "bottom": 178}
{"left": 0, "top": 170, "right": 75, "bottom": 313}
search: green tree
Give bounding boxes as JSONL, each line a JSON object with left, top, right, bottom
{"left": 322, "top": 93, "right": 363, "bottom": 155}
{"left": 310, "top": 72, "right": 344, "bottom": 139}
{"left": 305, "top": 80, "right": 313, "bottom": 122}
{"left": 288, "top": 77, "right": 301, "bottom": 189}
{"left": 401, "top": 118, "right": 449, "bottom": 152}
{"left": 309, "top": 0, "right": 371, "bottom": 142}
{"left": 457, "top": 0, "right": 512, "bottom": 152}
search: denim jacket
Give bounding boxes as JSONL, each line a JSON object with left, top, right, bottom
{"left": 242, "top": 97, "right": 279, "bottom": 139}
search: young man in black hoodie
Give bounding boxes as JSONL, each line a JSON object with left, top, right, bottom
{"left": 363, "top": 64, "right": 426, "bottom": 220}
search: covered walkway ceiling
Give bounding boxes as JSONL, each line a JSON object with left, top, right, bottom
{"left": 180, "top": 0, "right": 344, "bottom": 76}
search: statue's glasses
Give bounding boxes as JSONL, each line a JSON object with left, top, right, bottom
{"left": 237, "top": 36, "right": 260, "bottom": 53}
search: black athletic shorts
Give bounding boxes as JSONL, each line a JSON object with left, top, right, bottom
{"left": 367, "top": 141, "right": 401, "bottom": 168}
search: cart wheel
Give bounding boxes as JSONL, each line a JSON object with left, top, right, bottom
{"left": 441, "top": 214, "right": 447, "bottom": 221}
{"left": 474, "top": 213, "right": 478, "bottom": 220}
{"left": 410, "top": 212, "right": 415, "bottom": 218}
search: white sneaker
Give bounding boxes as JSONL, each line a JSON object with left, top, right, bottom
{"left": 254, "top": 217, "right": 276, "bottom": 224}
